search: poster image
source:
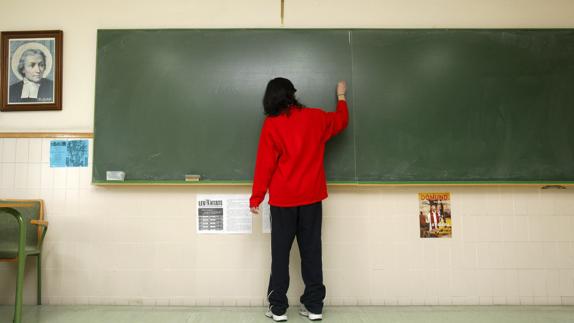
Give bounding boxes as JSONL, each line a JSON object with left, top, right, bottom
{"left": 418, "top": 192, "right": 452, "bottom": 238}
{"left": 49, "top": 140, "right": 89, "bottom": 168}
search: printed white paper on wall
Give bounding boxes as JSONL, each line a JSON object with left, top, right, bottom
{"left": 197, "top": 194, "right": 252, "bottom": 234}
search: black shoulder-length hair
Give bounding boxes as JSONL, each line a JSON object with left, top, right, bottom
{"left": 263, "top": 77, "right": 304, "bottom": 116}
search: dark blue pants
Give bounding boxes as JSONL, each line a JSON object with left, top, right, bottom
{"left": 267, "top": 202, "right": 326, "bottom": 315}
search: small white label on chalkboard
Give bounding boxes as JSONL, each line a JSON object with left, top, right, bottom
{"left": 106, "top": 171, "right": 125, "bottom": 181}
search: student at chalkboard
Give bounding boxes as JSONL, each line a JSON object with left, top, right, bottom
{"left": 250, "top": 78, "right": 349, "bottom": 322}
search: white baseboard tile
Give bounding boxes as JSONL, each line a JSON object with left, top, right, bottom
{"left": 0, "top": 297, "right": 13, "bottom": 305}
{"left": 120, "top": 298, "right": 135, "bottom": 306}
{"left": 100, "top": 298, "right": 116, "bottom": 305}
{"left": 182, "top": 298, "right": 198, "bottom": 306}
{"left": 235, "top": 298, "right": 251, "bottom": 306}
{"left": 438, "top": 297, "right": 453, "bottom": 305}
{"left": 410, "top": 297, "right": 425, "bottom": 305}
{"left": 519, "top": 296, "right": 535, "bottom": 305}
{"left": 397, "top": 297, "right": 413, "bottom": 305}
{"left": 450, "top": 296, "right": 479, "bottom": 305}
{"left": 143, "top": 298, "right": 159, "bottom": 306}
{"left": 381, "top": 298, "right": 397, "bottom": 306}
{"left": 327, "top": 297, "right": 345, "bottom": 306}
{"left": 115, "top": 298, "right": 130, "bottom": 306}
{"left": 87, "top": 297, "right": 103, "bottom": 305}
{"left": 505, "top": 296, "right": 521, "bottom": 305}
{"left": 129, "top": 298, "right": 150, "bottom": 306}
{"left": 479, "top": 296, "right": 493, "bottom": 305}
{"left": 492, "top": 297, "right": 507, "bottom": 305}
{"left": 70, "top": 296, "right": 90, "bottom": 305}
{"left": 342, "top": 298, "right": 358, "bottom": 306}
{"left": 547, "top": 296, "right": 562, "bottom": 305}
{"left": 367, "top": 298, "right": 383, "bottom": 305}
{"left": 249, "top": 298, "right": 265, "bottom": 307}
{"left": 194, "top": 298, "right": 210, "bottom": 306}
{"left": 46, "top": 296, "right": 63, "bottom": 305}
{"left": 424, "top": 296, "right": 439, "bottom": 305}
{"left": 167, "top": 297, "right": 185, "bottom": 306}
{"left": 533, "top": 296, "right": 549, "bottom": 305}
{"left": 156, "top": 298, "right": 169, "bottom": 306}
{"left": 222, "top": 298, "right": 236, "bottom": 306}
{"left": 209, "top": 298, "right": 225, "bottom": 306}
{"left": 357, "top": 298, "right": 371, "bottom": 306}
{"left": 191, "top": 298, "right": 207, "bottom": 306}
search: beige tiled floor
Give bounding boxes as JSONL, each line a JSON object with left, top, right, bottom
{"left": 1, "top": 305, "right": 574, "bottom": 323}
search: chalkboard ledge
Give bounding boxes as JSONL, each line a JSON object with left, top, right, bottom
{"left": 92, "top": 180, "right": 357, "bottom": 186}
{"left": 92, "top": 180, "right": 251, "bottom": 186}
{"left": 92, "top": 180, "right": 573, "bottom": 187}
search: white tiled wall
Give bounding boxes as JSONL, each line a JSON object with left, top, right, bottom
{"left": 1, "top": 137, "right": 573, "bottom": 306}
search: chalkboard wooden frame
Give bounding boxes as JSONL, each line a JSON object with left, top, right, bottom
{"left": 93, "top": 29, "right": 574, "bottom": 186}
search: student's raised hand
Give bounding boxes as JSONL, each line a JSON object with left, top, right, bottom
{"left": 337, "top": 80, "right": 347, "bottom": 96}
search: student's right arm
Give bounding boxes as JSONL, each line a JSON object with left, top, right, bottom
{"left": 250, "top": 118, "right": 279, "bottom": 210}
{"left": 324, "top": 80, "right": 349, "bottom": 141}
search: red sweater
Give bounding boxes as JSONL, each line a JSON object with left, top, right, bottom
{"left": 250, "top": 100, "right": 349, "bottom": 208}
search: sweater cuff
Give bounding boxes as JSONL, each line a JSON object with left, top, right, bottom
{"left": 249, "top": 196, "right": 262, "bottom": 208}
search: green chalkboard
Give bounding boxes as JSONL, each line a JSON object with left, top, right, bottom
{"left": 94, "top": 29, "right": 574, "bottom": 184}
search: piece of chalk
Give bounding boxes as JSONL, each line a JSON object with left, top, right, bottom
{"left": 107, "top": 171, "right": 125, "bottom": 181}
{"left": 185, "top": 174, "right": 201, "bottom": 182}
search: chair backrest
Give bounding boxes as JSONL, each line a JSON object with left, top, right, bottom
{"left": 0, "top": 199, "right": 45, "bottom": 251}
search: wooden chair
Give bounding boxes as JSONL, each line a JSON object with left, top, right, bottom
{"left": 0, "top": 200, "right": 48, "bottom": 323}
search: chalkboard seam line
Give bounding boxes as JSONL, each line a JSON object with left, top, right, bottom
{"left": 349, "top": 30, "right": 358, "bottom": 182}
{"left": 281, "top": 0, "right": 284, "bottom": 26}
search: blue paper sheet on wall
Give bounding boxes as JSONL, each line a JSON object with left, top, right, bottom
{"left": 50, "top": 140, "right": 89, "bottom": 168}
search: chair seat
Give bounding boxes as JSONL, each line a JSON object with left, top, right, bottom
{"left": 0, "top": 243, "right": 41, "bottom": 259}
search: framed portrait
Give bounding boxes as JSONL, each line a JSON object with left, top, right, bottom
{"left": 1, "top": 30, "right": 63, "bottom": 111}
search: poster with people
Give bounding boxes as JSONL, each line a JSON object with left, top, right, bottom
{"left": 418, "top": 192, "right": 452, "bottom": 238}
